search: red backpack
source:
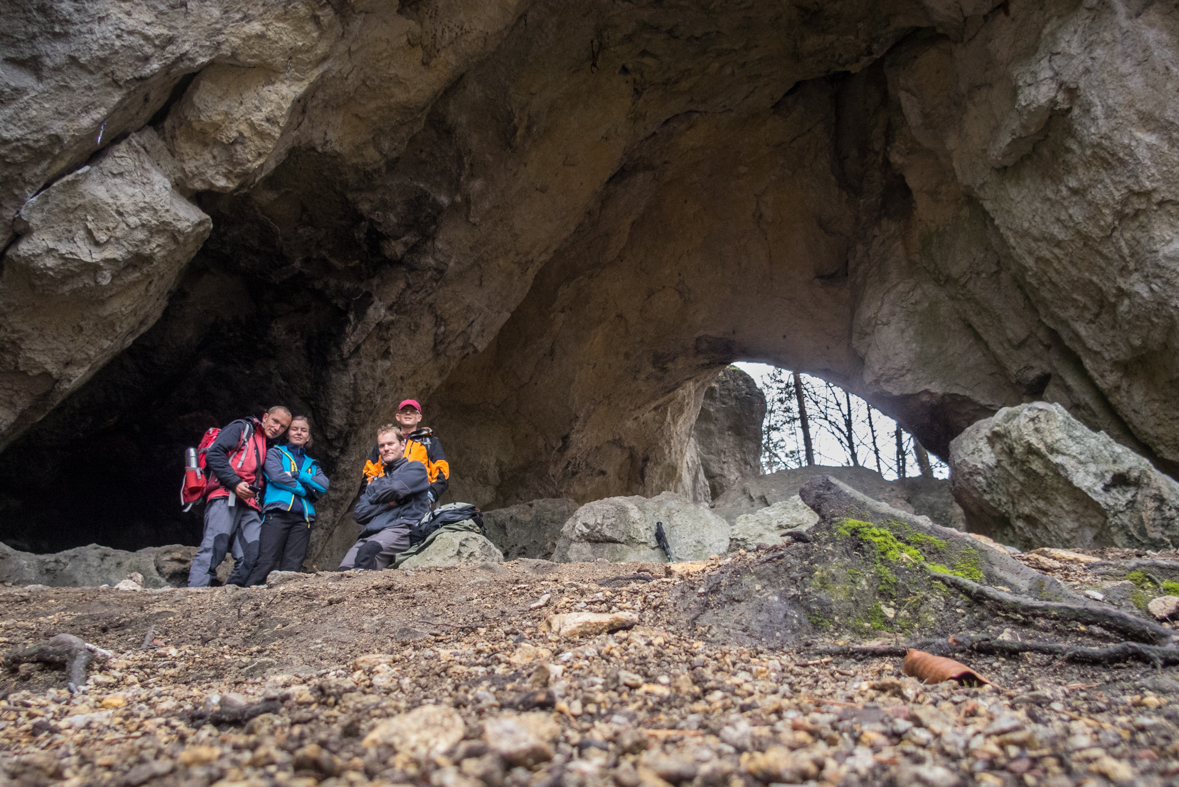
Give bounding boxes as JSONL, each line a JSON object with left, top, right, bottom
{"left": 179, "top": 423, "right": 255, "bottom": 511}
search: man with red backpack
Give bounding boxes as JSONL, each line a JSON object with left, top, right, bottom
{"left": 187, "top": 406, "right": 292, "bottom": 587}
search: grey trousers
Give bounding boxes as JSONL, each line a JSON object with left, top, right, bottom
{"left": 338, "top": 526, "right": 410, "bottom": 571}
{"left": 188, "top": 498, "right": 262, "bottom": 587}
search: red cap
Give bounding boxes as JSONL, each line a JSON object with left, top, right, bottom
{"left": 398, "top": 399, "right": 422, "bottom": 412}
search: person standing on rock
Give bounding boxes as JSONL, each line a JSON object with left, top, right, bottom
{"left": 187, "top": 406, "right": 292, "bottom": 588}
{"left": 244, "top": 415, "right": 330, "bottom": 586}
{"left": 360, "top": 399, "right": 449, "bottom": 507}
{"left": 339, "top": 425, "right": 430, "bottom": 570}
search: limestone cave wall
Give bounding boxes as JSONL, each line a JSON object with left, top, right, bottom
{"left": 1, "top": 0, "right": 1176, "bottom": 565}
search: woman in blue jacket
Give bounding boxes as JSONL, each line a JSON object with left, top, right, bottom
{"left": 244, "top": 415, "right": 329, "bottom": 585}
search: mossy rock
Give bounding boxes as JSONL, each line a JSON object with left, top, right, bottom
{"left": 670, "top": 475, "right": 1094, "bottom": 648}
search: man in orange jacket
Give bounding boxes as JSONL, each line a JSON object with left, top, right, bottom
{"left": 361, "top": 399, "right": 449, "bottom": 506}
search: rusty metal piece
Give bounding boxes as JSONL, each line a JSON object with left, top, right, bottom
{"left": 902, "top": 649, "right": 991, "bottom": 687}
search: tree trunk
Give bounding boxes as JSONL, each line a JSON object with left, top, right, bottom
{"left": 843, "top": 389, "right": 859, "bottom": 467}
{"left": 914, "top": 442, "right": 934, "bottom": 479}
{"left": 866, "top": 406, "right": 882, "bottom": 475}
{"left": 895, "top": 427, "right": 907, "bottom": 478}
{"left": 794, "top": 372, "right": 814, "bottom": 466}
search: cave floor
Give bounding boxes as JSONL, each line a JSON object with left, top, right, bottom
{"left": 1, "top": 553, "right": 1178, "bottom": 787}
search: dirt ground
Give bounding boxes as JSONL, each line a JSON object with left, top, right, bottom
{"left": 2, "top": 546, "right": 1179, "bottom": 787}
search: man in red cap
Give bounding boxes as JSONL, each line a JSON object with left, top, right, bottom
{"left": 361, "top": 399, "right": 450, "bottom": 506}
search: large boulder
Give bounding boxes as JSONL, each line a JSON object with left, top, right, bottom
{"left": 728, "top": 497, "right": 819, "bottom": 552}
{"left": 399, "top": 532, "right": 504, "bottom": 569}
{"left": 552, "top": 492, "right": 729, "bottom": 564}
{"left": 689, "top": 367, "right": 767, "bottom": 500}
{"left": 482, "top": 499, "right": 579, "bottom": 561}
{"left": 0, "top": 542, "right": 197, "bottom": 588}
{"left": 950, "top": 402, "right": 1179, "bottom": 551}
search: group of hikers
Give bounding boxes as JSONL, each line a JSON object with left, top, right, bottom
{"left": 185, "top": 399, "right": 449, "bottom": 588}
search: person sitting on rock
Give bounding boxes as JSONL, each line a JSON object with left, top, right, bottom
{"left": 339, "top": 425, "right": 430, "bottom": 570}
{"left": 245, "top": 415, "right": 330, "bottom": 586}
{"left": 188, "top": 406, "right": 292, "bottom": 587}
{"left": 360, "top": 399, "right": 449, "bottom": 507}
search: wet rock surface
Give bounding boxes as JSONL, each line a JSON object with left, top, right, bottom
{"left": 2, "top": 542, "right": 1179, "bottom": 787}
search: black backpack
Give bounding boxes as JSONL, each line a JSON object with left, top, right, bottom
{"left": 409, "top": 503, "right": 484, "bottom": 546}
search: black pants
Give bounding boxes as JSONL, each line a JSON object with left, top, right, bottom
{"left": 245, "top": 509, "right": 312, "bottom": 586}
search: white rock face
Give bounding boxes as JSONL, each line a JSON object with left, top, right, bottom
{"left": 949, "top": 402, "right": 1179, "bottom": 550}
{"left": 729, "top": 496, "right": 819, "bottom": 552}
{"left": 399, "top": 532, "right": 504, "bottom": 568}
{"left": 0, "top": 131, "right": 210, "bottom": 448}
{"left": 551, "top": 492, "right": 730, "bottom": 564}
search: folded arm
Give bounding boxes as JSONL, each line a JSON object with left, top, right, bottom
{"left": 264, "top": 448, "right": 306, "bottom": 496}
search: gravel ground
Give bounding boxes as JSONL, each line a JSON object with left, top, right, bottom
{"left": 2, "top": 551, "right": 1178, "bottom": 787}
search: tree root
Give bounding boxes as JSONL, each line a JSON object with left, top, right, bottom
{"left": 3, "top": 634, "right": 112, "bottom": 694}
{"left": 1090, "top": 559, "right": 1179, "bottom": 577}
{"left": 968, "top": 639, "right": 1179, "bottom": 667}
{"left": 929, "top": 571, "right": 1176, "bottom": 646}
{"left": 808, "top": 636, "right": 1179, "bottom": 667}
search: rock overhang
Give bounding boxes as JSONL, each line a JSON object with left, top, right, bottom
{"left": 0, "top": 0, "right": 1176, "bottom": 566}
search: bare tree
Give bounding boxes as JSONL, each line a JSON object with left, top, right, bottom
{"left": 866, "top": 406, "right": 883, "bottom": 475}
{"left": 914, "top": 442, "right": 934, "bottom": 479}
{"left": 744, "top": 366, "right": 950, "bottom": 480}
{"left": 793, "top": 371, "right": 814, "bottom": 466}
{"left": 759, "top": 367, "right": 801, "bottom": 472}
{"left": 895, "top": 427, "right": 908, "bottom": 478}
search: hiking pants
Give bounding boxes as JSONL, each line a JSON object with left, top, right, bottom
{"left": 337, "top": 526, "right": 410, "bottom": 571}
{"left": 188, "top": 498, "right": 262, "bottom": 587}
{"left": 244, "top": 510, "right": 311, "bottom": 586}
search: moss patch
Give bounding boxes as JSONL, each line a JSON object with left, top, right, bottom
{"left": 837, "top": 519, "right": 925, "bottom": 562}
{"left": 1125, "top": 571, "right": 1179, "bottom": 600}
{"left": 835, "top": 518, "right": 985, "bottom": 582}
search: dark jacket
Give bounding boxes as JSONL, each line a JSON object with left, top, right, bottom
{"left": 364, "top": 428, "right": 449, "bottom": 503}
{"left": 262, "top": 445, "right": 329, "bottom": 522}
{"left": 205, "top": 418, "right": 270, "bottom": 511}
{"left": 354, "top": 457, "right": 430, "bottom": 537}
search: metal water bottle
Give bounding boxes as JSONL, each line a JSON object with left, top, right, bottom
{"left": 185, "top": 447, "right": 199, "bottom": 471}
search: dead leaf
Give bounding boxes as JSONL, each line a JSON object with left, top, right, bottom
{"left": 902, "top": 649, "right": 991, "bottom": 687}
